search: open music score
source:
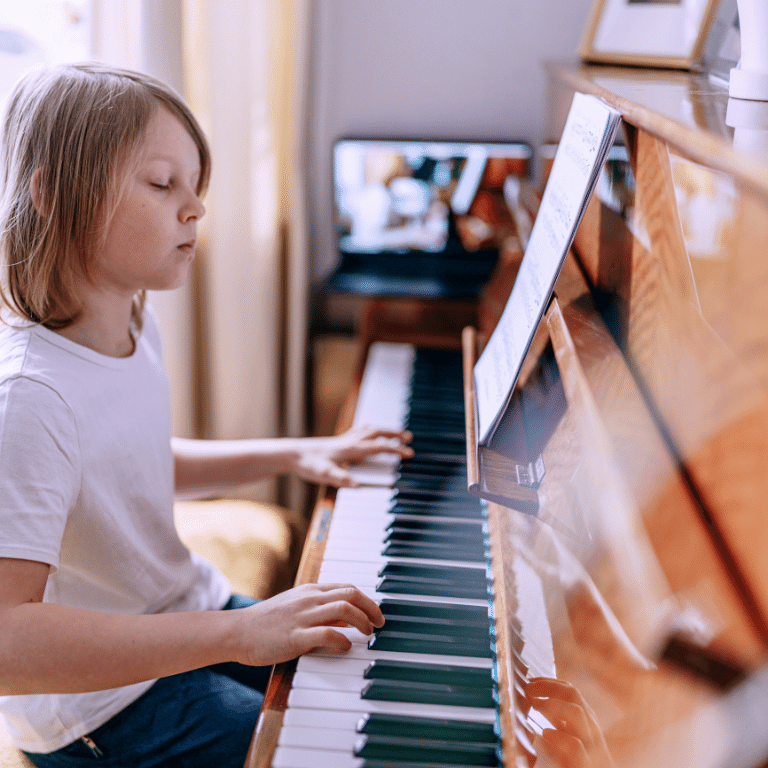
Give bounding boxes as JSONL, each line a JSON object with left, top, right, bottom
{"left": 473, "top": 93, "right": 620, "bottom": 448}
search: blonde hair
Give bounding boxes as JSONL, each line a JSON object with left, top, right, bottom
{"left": 0, "top": 61, "right": 211, "bottom": 330}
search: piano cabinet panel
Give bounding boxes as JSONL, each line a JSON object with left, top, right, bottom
{"left": 249, "top": 63, "right": 768, "bottom": 767}
{"left": 546, "top": 283, "right": 765, "bottom": 664}
{"left": 485, "top": 284, "right": 768, "bottom": 768}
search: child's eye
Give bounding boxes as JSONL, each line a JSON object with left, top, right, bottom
{"left": 151, "top": 182, "right": 170, "bottom": 191}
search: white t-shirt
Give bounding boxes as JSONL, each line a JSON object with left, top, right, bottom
{"left": 0, "top": 308, "right": 231, "bottom": 753}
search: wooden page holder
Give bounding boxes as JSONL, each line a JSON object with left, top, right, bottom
{"left": 462, "top": 324, "right": 565, "bottom": 514}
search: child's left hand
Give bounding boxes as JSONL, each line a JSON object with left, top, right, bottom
{"left": 291, "top": 426, "right": 414, "bottom": 487}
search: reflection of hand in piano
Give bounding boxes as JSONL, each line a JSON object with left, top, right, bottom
{"left": 289, "top": 426, "right": 414, "bottom": 488}
{"left": 524, "top": 677, "right": 615, "bottom": 768}
{"left": 227, "top": 583, "right": 384, "bottom": 666}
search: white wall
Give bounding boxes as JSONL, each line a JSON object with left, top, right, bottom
{"left": 307, "top": 0, "right": 595, "bottom": 285}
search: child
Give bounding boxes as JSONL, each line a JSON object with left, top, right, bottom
{"left": 0, "top": 62, "right": 412, "bottom": 767}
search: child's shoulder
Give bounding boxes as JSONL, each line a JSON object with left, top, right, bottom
{"left": 0, "top": 316, "right": 36, "bottom": 376}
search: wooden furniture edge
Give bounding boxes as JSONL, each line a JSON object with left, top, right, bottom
{"left": 545, "top": 60, "right": 768, "bottom": 199}
{"left": 462, "top": 326, "right": 480, "bottom": 493}
{"left": 486, "top": 502, "right": 517, "bottom": 767}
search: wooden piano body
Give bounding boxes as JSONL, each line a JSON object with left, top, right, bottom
{"left": 247, "top": 62, "right": 768, "bottom": 767}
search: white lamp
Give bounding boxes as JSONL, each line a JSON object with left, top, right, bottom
{"left": 730, "top": 0, "right": 768, "bottom": 100}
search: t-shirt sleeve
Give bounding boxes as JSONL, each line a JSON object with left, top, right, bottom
{"left": 0, "top": 377, "right": 80, "bottom": 570}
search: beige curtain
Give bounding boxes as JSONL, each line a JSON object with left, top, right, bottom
{"left": 92, "top": 0, "right": 310, "bottom": 505}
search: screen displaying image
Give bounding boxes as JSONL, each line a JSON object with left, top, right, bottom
{"left": 333, "top": 139, "right": 531, "bottom": 259}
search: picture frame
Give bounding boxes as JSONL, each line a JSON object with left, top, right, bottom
{"left": 579, "top": 0, "right": 730, "bottom": 71}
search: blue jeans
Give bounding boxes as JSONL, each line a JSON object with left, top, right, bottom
{"left": 24, "top": 595, "right": 272, "bottom": 768}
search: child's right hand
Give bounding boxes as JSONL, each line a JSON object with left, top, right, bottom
{"left": 226, "top": 583, "right": 384, "bottom": 667}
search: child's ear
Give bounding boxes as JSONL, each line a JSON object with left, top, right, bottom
{"left": 29, "top": 168, "right": 45, "bottom": 215}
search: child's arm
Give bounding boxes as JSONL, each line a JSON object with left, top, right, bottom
{"left": 0, "top": 557, "right": 384, "bottom": 696}
{"left": 172, "top": 426, "right": 413, "bottom": 500}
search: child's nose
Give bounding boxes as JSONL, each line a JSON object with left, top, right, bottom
{"left": 181, "top": 196, "right": 205, "bottom": 222}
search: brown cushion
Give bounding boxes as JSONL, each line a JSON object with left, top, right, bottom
{"left": 174, "top": 499, "right": 296, "bottom": 600}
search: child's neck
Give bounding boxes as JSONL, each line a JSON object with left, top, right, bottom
{"left": 55, "top": 299, "right": 136, "bottom": 358}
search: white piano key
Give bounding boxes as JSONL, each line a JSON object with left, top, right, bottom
{"left": 272, "top": 745, "right": 362, "bottom": 768}
{"left": 317, "top": 568, "right": 379, "bottom": 588}
{"left": 341, "top": 342, "right": 413, "bottom": 488}
{"left": 297, "top": 656, "right": 373, "bottom": 676}
{"left": 286, "top": 688, "right": 496, "bottom": 722}
{"left": 325, "top": 521, "right": 485, "bottom": 545}
{"left": 323, "top": 539, "right": 387, "bottom": 556}
{"left": 296, "top": 654, "right": 492, "bottom": 678}
{"left": 351, "top": 342, "right": 414, "bottom": 432}
{"left": 278, "top": 725, "right": 357, "bottom": 751}
{"left": 306, "top": 642, "right": 493, "bottom": 667}
{"left": 347, "top": 465, "right": 398, "bottom": 487}
{"left": 318, "top": 560, "right": 485, "bottom": 580}
{"left": 320, "top": 551, "right": 486, "bottom": 570}
{"left": 334, "top": 626, "right": 374, "bottom": 644}
{"left": 354, "top": 587, "right": 490, "bottom": 607}
{"left": 330, "top": 511, "right": 484, "bottom": 528}
{"left": 282, "top": 707, "right": 364, "bottom": 731}
{"left": 334, "top": 487, "right": 395, "bottom": 510}
{"left": 291, "top": 670, "right": 366, "bottom": 693}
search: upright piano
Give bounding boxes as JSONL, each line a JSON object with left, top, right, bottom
{"left": 246, "top": 62, "right": 768, "bottom": 768}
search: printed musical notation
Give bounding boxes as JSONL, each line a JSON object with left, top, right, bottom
{"left": 474, "top": 93, "right": 621, "bottom": 445}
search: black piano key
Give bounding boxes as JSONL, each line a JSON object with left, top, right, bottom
{"left": 408, "top": 393, "right": 465, "bottom": 408}
{"left": 376, "top": 609, "right": 491, "bottom": 630}
{"left": 377, "top": 577, "right": 488, "bottom": 599}
{"left": 383, "top": 543, "right": 485, "bottom": 561}
{"left": 376, "top": 568, "right": 486, "bottom": 586}
{"left": 396, "top": 467, "right": 465, "bottom": 482}
{"left": 401, "top": 438, "right": 466, "bottom": 451}
{"left": 378, "top": 562, "right": 487, "bottom": 582}
{"left": 361, "top": 679, "right": 496, "bottom": 708}
{"left": 384, "top": 528, "right": 482, "bottom": 546}
{"left": 406, "top": 412, "right": 465, "bottom": 427}
{"left": 404, "top": 426, "right": 466, "bottom": 442}
{"left": 401, "top": 452, "right": 466, "bottom": 463}
{"left": 363, "top": 659, "right": 494, "bottom": 687}
{"left": 374, "top": 617, "right": 490, "bottom": 639}
{"left": 384, "top": 533, "right": 484, "bottom": 551}
{"left": 395, "top": 468, "right": 465, "bottom": 482}
{"left": 391, "top": 491, "right": 475, "bottom": 504}
{"left": 377, "top": 567, "right": 485, "bottom": 592}
{"left": 386, "top": 517, "right": 483, "bottom": 531}
{"left": 390, "top": 503, "right": 483, "bottom": 520}
{"left": 368, "top": 630, "right": 493, "bottom": 657}
{"left": 383, "top": 530, "right": 485, "bottom": 546}
{"left": 354, "top": 735, "right": 499, "bottom": 766}
{"left": 356, "top": 713, "right": 497, "bottom": 743}
{"left": 379, "top": 599, "right": 489, "bottom": 621}
{"left": 393, "top": 490, "right": 477, "bottom": 505}
{"left": 394, "top": 477, "right": 471, "bottom": 492}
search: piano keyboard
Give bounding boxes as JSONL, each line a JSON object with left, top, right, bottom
{"left": 271, "top": 343, "right": 503, "bottom": 768}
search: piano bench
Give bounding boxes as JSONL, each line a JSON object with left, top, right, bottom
{"left": 174, "top": 498, "right": 302, "bottom": 600}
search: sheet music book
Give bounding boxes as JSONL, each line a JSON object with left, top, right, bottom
{"left": 473, "top": 92, "right": 621, "bottom": 446}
